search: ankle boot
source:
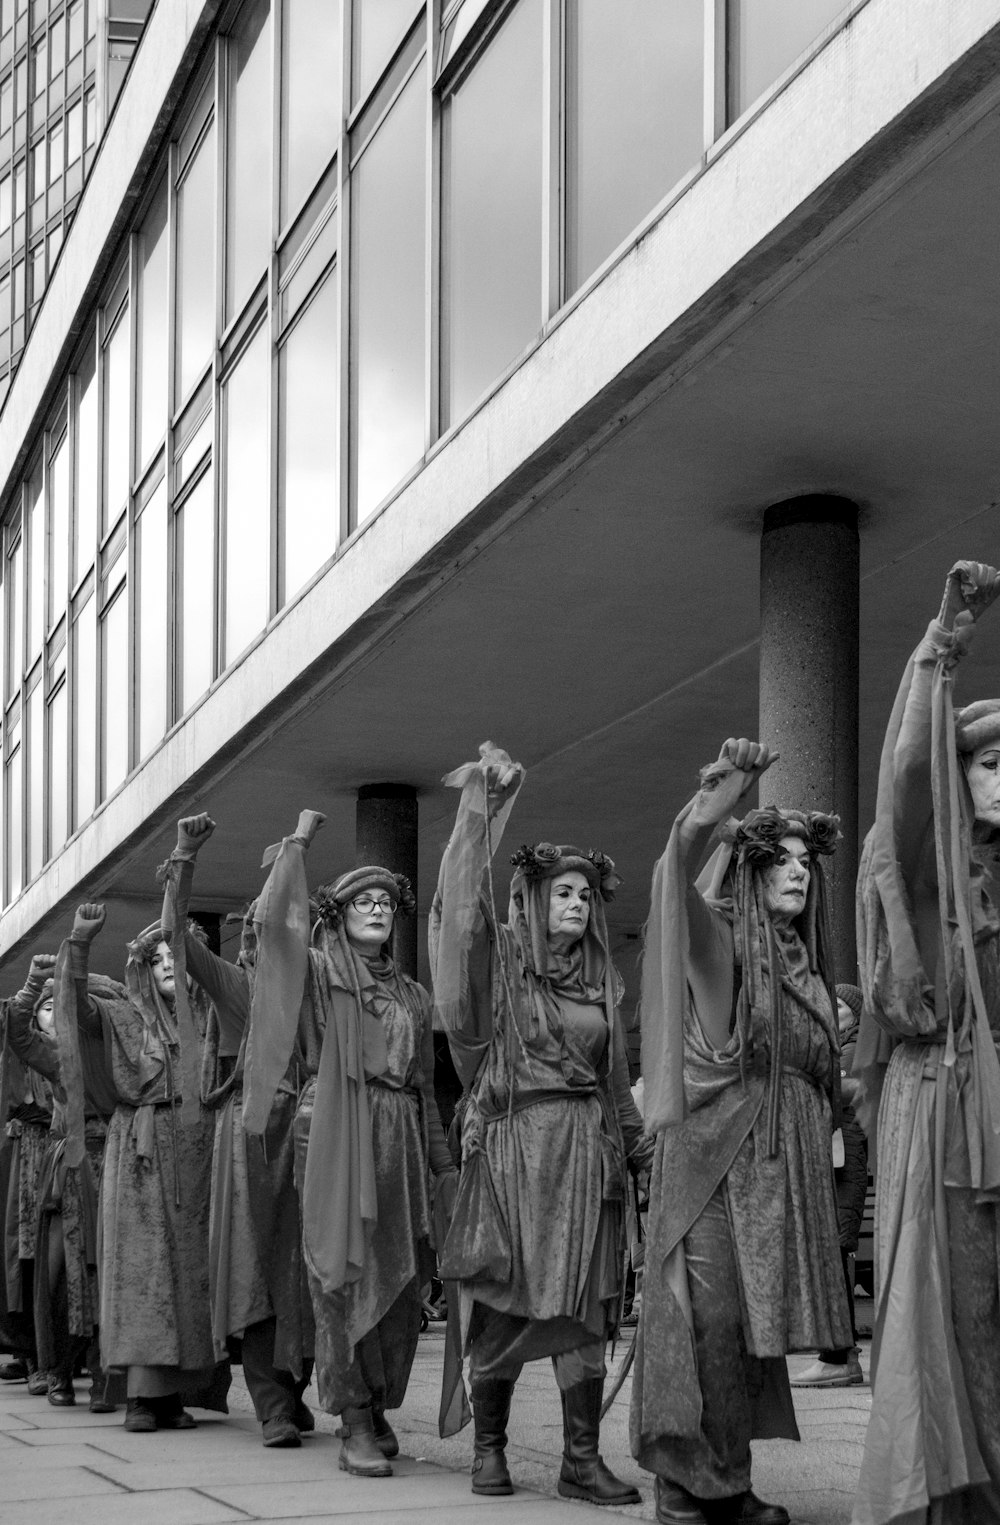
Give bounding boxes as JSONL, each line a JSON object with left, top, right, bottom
{"left": 339, "top": 1404, "right": 393, "bottom": 1477}
{"left": 371, "top": 1402, "right": 399, "bottom": 1458}
{"left": 470, "top": 1377, "right": 514, "bottom": 1495}
{"left": 557, "top": 1377, "right": 641, "bottom": 1506}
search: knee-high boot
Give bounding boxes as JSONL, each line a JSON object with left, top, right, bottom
{"left": 470, "top": 1377, "right": 515, "bottom": 1495}
{"left": 558, "top": 1377, "right": 641, "bottom": 1506}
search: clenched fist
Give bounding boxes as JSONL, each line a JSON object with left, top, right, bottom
{"left": 70, "top": 903, "right": 106, "bottom": 943}
{"left": 176, "top": 814, "right": 216, "bottom": 855}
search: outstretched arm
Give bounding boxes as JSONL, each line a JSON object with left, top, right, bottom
{"left": 8, "top": 952, "right": 60, "bottom": 1077}
{"left": 161, "top": 814, "right": 249, "bottom": 1040}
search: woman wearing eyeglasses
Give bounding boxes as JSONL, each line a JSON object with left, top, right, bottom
{"left": 242, "top": 837, "right": 455, "bottom": 1479}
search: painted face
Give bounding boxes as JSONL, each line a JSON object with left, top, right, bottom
{"left": 35, "top": 997, "right": 55, "bottom": 1035}
{"left": 763, "top": 835, "right": 812, "bottom": 924}
{"left": 547, "top": 871, "right": 592, "bottom": 949}
{"left": 343, "top": 891, "right": 396, "bottom": 954}
{"left": 150, "top": 940, "right": 175, "bottom": 1001}
{"left": 966, "top": 744, "right": 1000, "bottom": 829}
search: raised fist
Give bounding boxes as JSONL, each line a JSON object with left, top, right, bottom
{"left": 28, "top": 952, "right": 57, "bottom": 981}
{"left": 939, "top": 561, "right": 1000, "bottom": 630}
{"left": 693, "top": 738, "right": 778, "bottom": 826}
{"left": 176, "top": 814, "right": 216, "bottom": 855}
{"left": 294, "top": 810, "right": 326, "bottom": 847}
{"left": 71, "top": 903, "right": 106, "bottom": 943}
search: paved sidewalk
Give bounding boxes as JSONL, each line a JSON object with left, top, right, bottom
{"left": 0, "top": 1332, "right": 869, "bottom": 1523}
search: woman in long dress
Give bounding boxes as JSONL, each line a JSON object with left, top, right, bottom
{"left": 242, "top": 816, "right": 455, "bottom": 1478}
{"left": 70, "top": 903, "right": 226, "bottom": 1432}
{"left": 631, "top": 737, "right": 850, "bottom": 1525}
{"left": 430, "top": 742, "right": 652, "bottom": 1506}
{"left": 853, "top": 560, "right": 1000, "bottom": 1525}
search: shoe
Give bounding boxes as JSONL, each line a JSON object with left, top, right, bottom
{"left": 88, "top": 1366, "right": 119, "bottom": 1414}
{"left": 738, "top": 1492, "right": 790, "bottom": 1524}
{"left": 339, "top": 1405, "right": 392, "bottom": 1477}
{"left": 790, "top": 1353, "right": 863, "bottom": 1388}
{"left": 46, "top": 1375, "right": 76, "bottom": 1406}
{"left": 470, "top": 1377, "right": 514, "bottom": 1496}
{"left": 262, "top": 1416, "right": 302, "bottom": 1448}
{"left": 151, "top": 1393, "right": 197, "bottom": 1430}
{"left": 557, "top": 1377, "right": 642, "bottom": 1506}
{"left": 124, "top": 1398, "right": 158, "bottom": 1433}
{"left": 655, "top": 1478, "right": 709, "bottom": 1525}
{"left": 0, "top": 1359, "right": 28, "bottom": 1382}
{"left": 293, "top": 1398, "right": 315, "bottom": 1434}
{"left": 372, "top": 1404, "right": 399, "bottom": 1459}
{"left": 27, "top": 1367, "right": 49, "bottom": 1397}
{"left": 89, "top": 1396, "right": 117, "bottom": 1414}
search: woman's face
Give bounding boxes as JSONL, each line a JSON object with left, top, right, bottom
{"left": 836, "top": 998, "right": 855, "bottom": 1035}
{"left": 150, "top": 940, "right": 175, "bottom": 1001}
{"left": 763, "top": 835, "right": 812, "bottom": 924}
{"left": 343, "top": 891, "right": 396, "bottom": 954}
{"left": 967, "top": 744, "right": 1000, "bottom": 829}
{"left": 35, "top": 997, "right": 55, "bottom": 1035}
{"left": 547, "top": 871, "right": 592, "bottom": 950}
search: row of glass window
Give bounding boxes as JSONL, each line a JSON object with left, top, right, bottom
{"left": 0, "top": 0, "right": 852, "bottom": 905}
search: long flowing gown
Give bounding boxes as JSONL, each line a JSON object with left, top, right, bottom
{"left": 853, "top": 618, "right": 1000, "bottom": 1525}
{"left": 630, "top": 802, "right": 850, "bottom": 1499}
{"left": 429, "top": 763, "right": 651, "bottom": 1395}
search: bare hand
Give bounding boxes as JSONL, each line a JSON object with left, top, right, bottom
{"left": 71, "top": 903, "right": 106, "bottom": 943}
{"left": 483, "top": 759, "right": 523, "bottom": 819}
{"left": 693, "top": 738, "right": 778, "bottom": 826}
{"left": 294, "top": 809, "right": 326, "bottom": 846}
{"left": 176, "top": 813, "right": 216, "bottom": 854}
{"left": 28, "top": 953, "right": 57, "bottom": 979}
{"left": 939, "top": 561, "right": 1000, "bottom": 630}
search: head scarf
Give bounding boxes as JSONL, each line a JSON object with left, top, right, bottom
{"left": 312, "top": 866, "right": 415, "bottom": 966}
{"left": 125, "top": 919, "right": 205, "bottom": 1129}
{"left": 955, "top": 699, "right": 1000, "bottom": 754}
{"left": 506, "top": 843, "right": 620, "bottom": 1002}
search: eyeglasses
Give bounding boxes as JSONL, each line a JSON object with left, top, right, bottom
{"left": 350, "top": 895, "right": 396, "bottom": 914}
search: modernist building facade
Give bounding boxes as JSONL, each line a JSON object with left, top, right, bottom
{"left": 0, "top": 0, "right": 999, "bottom": 994}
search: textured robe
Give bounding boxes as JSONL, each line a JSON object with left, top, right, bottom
{"left": 853, "top": 619, "right": 1000, "bottom": 1525}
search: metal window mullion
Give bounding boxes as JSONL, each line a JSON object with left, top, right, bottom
{"left": 165, "top": 137, "right": 179, "bottom": 723}
{"left": 424, "top": 0, "right": 439, "bottom": 449}
{"left": 705, "top": 0, "right": 727, "bottom": 148}
{"left": 268, "top": 0, "right": 279, "bottom": 617}
{"left": 541, "top": 0, "right": 560, "bottom": 321}
{"left": 214, "top": 33, "right": 226, "bottom": 676}
{"left": 126, "top": 231, "right": 138, "bottom": 775}
{"left": 337, "top": 0, "right": 351, "bottom": 540}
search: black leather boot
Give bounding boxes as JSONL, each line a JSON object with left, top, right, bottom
{"left": 470, "top": 1377, "right": 515, "bottom": 1495}
{"left": 339, "top": 1404, "right": 393, "bottom": 1476}
{"left": 372, "top": 1402, "right": 399, "bottom": 1458}
{"left": 557, "top": 1377, "right": 641, "bottom": 1506}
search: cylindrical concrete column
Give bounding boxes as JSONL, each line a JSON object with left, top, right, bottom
{"left": 759, "top": 497, "right": 859, "bottom": 980}
{"left": 356, "top": 784, "right": 418, "bottom": 978}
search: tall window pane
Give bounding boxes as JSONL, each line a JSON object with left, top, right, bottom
{"left": 137, "top": 183, "right": 168, "bottom": 472}
{"left": 729, "top": 0, "right": 847, "bottom": 120}
{"left": 74, "top": 339, "right": 97, "bottom": 583}
{"left": 350, "top": 59, "right": 425, "bottom": 522}
{"left": 566, "top": 0, "right": 703, "bottom": 293}
{"left": 225, "top": 0, "right": 271, "bottom": 323}
{"left": 6, "top": 537, "right": 21, "bottom": 698}
{"left": 281, "top": 0, "right": 341, "bottom": 223}
{"left": 442, "top": 0, "right": 543, "bottom": 429}
{"left": 25, "top": 680, "right": 41, "bottom": 880}
{"left": 280, "top": 273, "right": 337, "bottom": 600}
{"left": 25, "top": 464, "right": 42, "bottom": 660}
{"left": 73, "top": 595, "right": 95, "bottom": 825}
{"left": 136, "top": 479, "right": 167, "bottom": 757}
{"left": 48, "top": 678, "right": 67, "bottom": 856}
{"left": 101, "top": 584, "right": 128, "bottom": 796}
{"left": 6, "top": 730, "right": 21, "bottom": 900}
{"left": 175, "top": 120, "right": 215, "bottom": 404}
{"left": 103, "top": 307, "right": 130, "bottom": 533}
{"left": 222, "top": 325, "right": 269, "bottom": 661}
{"left": 177, "top": 467, "right": 214, "bottom": 711}
{"left": 352, "top": 0, "right": 414, "bottom": 104}
{"left": 48, "top": 431, "right": 68, "bottom": 626}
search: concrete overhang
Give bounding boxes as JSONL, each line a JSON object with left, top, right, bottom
{"left": 3, "top": 0, "right": 1000, "bottom": 989}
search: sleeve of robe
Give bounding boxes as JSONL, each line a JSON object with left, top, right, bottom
{"left": 6, "top": 984, "right": 60, "bottom": 1083}
{"left": 163, "top": 850, "right": 250, "bottom": 1054}
{"left": 413, "top": 980, "right": 455, "bottom": 1177}
{"left": 429, "top": 746, "right": 522, "bottom": 1092}
{"left": 610, "top": 1010, "right": 654, "bottom": 1171}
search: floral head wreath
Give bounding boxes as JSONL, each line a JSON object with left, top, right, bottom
{"left": 312, "top": 868, "right": 416, "bottom": 930}
{"left": 126, "top": 918, "right": 207, "bottom": 965}
{"left": 720, "top": 805, "right": 841, "bottom": 869}
{"left": 509, "top": 843, "right": 622, "bottom": 903}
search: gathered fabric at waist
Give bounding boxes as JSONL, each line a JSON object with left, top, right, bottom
{"left": 367, "top": 1078, "right": 419, "bottom": 1100}
{"left": 479, "top": 1087, "right": 598, "bottom": 1124}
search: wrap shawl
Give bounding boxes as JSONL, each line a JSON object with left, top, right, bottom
{"left": 242, "top": 832, "right": 388, "bottom": 1299}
